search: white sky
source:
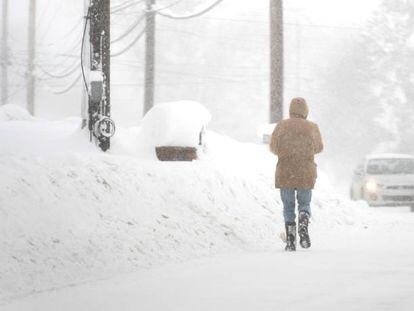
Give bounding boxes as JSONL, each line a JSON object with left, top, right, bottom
{"left": 285, "top": 0, "right": 381, "bottom": 25}
{"left": 3, "top": 0, "right": 383, "bottom": 126}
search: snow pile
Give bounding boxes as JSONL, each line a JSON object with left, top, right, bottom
{"left": 112, "top": 101, "right": 211, "bottom": 159}
{"left": 0, "top": 104, "right": 393, "bottom": 304}
{"left": 0, "top": 104, "right": 33, "bottom": 122}
{"left": 0, "top": 152, "right": 281, "bottom": 303}
{"left": 0, "top": 116, "right": 97, "bottom": 156}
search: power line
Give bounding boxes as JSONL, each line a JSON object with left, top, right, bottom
{"left": 37, "top": 35, "right": 83, "bottom": 72}
{"left": 285, "top": 22, "right": 362, "bottom": 31}
{"left": 111, "top": 27, "right": 146, "bottom": 57}
{"left": 111, "top": 0, "right": 136, "bottom": 9}
{"left": 156, "top": 0, "right": 224, "bottom": 20}
{"left": 52, "top": 73, "right": 82, "bottom": 95}
{"left": 111, "top": 14, "right": 145, "bottom": 43}
{"left": 81, "top": 3, "right": 91, "bottom": 96}
{"left": 199, "top": 16, "right": 363, "bottom": 30}
{"left": 140, "top": 0, "right": 225, "bottom": 114}
{"left": 155, "top": 0, "right": 187, "bottom": 12}
{"left": 111, "top": 0, "right": 144, "bottom": 14}
{"left": 111, "top": 78, "right": 268, "bottom": 88}
{"left": 157, "top": 27, "right": 267, "bottom": 44}
{"left": 36, "top": 0, "right": 61, "bottom": 46}
{"left": 38, "top": 18, "right": 83, "bottom": 47}
{"left": 37, "top": 62, "right": 80, "bottom": 79}
{"left": 156, "top": 68, "right": 267, "bottom": 82}
{"left": 13, "top": 50, "right": 78, "bottom": 58}
{"left": 36, "top": 0, "right": 52, "bottom": 28}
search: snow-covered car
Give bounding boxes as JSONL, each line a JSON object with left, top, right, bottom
{"left": 350, "top": 154, "right": 414, "bottom": 207}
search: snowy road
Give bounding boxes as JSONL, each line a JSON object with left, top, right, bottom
{"left": 2, "top": 218, "right": 414, "bottom": 311}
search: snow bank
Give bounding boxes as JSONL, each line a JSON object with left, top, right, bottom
{"left": 0, "top": 115, "right": 97, "bottom": 156}
{"left": 0, "top": 104, "right": 33, "bottom": 122}
{"left": 0, "top": 151, "right": 281, "bottom": 303}
{"left": 0, "top": 107, "right": 393, "bottom": 303}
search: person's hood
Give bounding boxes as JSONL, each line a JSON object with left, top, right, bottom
{"left": 289, "top": 97, "right": 309, "bottom": 119}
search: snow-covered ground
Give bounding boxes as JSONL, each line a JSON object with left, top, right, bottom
{"left": 1, "top": 104, "right": 413, "bottom": 310}
{"left": 3, "top": 224, "right": 414, "bottom": 311}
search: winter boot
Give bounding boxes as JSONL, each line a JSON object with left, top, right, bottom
{"left": 298, "top": 211, "right": 311, "bottom": 249}
{"left": 285, "top": 222, "right": 296, "bottom": 252}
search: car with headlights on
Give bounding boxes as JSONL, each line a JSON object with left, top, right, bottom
{"left": 350, "top": 154, "right": 414, "bottom": 207}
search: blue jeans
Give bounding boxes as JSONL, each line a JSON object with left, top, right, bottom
{"left": 280, "top": 188, "right": 312, "bottom": 223}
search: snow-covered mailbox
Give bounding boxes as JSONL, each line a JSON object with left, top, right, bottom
{"left": 140, "top": 101, "right": 211, "bottom": 161}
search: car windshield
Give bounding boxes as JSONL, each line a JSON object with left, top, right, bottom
{"left": 367, "top": 158, "right": 414, "bottom": 175}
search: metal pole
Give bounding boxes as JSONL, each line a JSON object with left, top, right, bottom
{"left": 27, "top": 0, "right": 36, "bottom": 115}
{"left": 270, "top": 0, "right": 284, "bottom": 123}
{"left": 1, "top": 0, "right": 8, "bottom": 106}
{"left": 143, "top": 0, "right": 156, "bottom": 115}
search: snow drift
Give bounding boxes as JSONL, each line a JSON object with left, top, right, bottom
{"left": 0, "top": 104, "right": 380, "bottom": 303}
{"left": 0, "top": 104, "right": 33, "bottom": 122}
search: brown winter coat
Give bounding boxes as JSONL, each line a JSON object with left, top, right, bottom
{"left": 270, "top": 98, "right": 323, "bottom": 189}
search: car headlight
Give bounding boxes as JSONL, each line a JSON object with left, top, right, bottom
{"left": 365, "top": 180, "right": 378, "bottom": 193}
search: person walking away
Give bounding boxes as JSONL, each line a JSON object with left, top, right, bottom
{"left": 270, "top": 97, "right": 323, "bottom": 251}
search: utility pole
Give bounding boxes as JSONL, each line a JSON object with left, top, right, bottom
{"left": 88, "top": 0, "right": 114, "bottom": 151}
{"left": 1, "top": 0, "right": 8, "bottom": 106}
{"left": 270, "top": 0, "right": 284, "bottom": 123}
{"left": 27, "top": 0, "right": 36, "bottom": 115}
{"left": 296, "top": 23, "right": 301, "bottom": 95}
{"left": 143, "top": 0, "right": 156, "bottom": 115}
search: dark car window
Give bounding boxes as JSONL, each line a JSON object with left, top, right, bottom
{"left": 367, "top": 158, "right": 414, "bottom": 175}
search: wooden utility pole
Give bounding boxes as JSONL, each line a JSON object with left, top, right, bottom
{"left": 89, "top": 0, "right": 112, "bottom": 151}
{"left": 143, "top": 0, "right": 156, "bottom": 115}
{"left": 296, "top": 23, "right": 301, "bottom": 95}
{"left": 270, "top": 0, "right": 284, "bottom": 123}
{"left": 1, "top": 0, "right": 8, "bottom": 106}
{"left": 27, "top": 0, "right": 36, "bottom": 115}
